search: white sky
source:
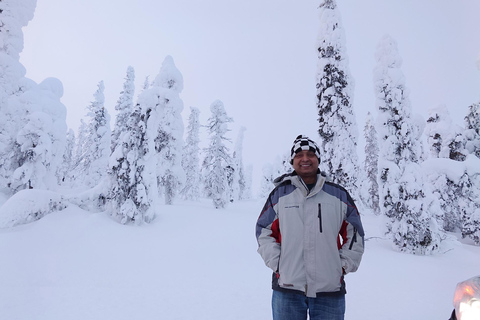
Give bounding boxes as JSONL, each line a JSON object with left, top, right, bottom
{"left": 20, "top": 0, "right": 480, "bottom": 172}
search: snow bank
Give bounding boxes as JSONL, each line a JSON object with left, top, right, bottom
{"left": 0, "top": 189, "right": 67, "bottom": 228}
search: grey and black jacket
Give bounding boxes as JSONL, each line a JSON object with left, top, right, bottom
{"left": 255, "top": 172, "right": 364, "bottom": 298}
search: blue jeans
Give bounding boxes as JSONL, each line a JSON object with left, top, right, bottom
{"left": 272, "top": 290, "right": 345, "bottom": 320}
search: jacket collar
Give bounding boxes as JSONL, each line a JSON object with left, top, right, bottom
{"left": 274, "top": 170, "right": 326, "bottom": 197}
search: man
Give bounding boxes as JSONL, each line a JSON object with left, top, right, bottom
{"left": 255, "top": 135, "right": 365, "bottom": 320}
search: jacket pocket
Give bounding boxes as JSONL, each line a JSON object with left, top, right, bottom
{"left": 318, "top": 203, "right": 323, "bottom": 233}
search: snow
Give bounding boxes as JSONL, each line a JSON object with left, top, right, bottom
{"left": 423, "top": 156, "right": 478, "bottom": 183}
{"left": 0, "top": 194, "right": 479, "bottom": 320}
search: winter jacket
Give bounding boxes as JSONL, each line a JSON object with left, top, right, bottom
{"left": 255, "top": 172, "right": 364, "bottom": 298}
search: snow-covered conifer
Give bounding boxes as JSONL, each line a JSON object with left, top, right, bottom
{"left": 243, "top": 164, "right": 253, "bottom": 200}
{"left": 258, "top": 154, "right": 291, "bottom": 199}
{"left": 374, "top": 34, "right": 443, "bottom": 254}
{"left": 424, "top": 106, "right": 468, "bottom": 231}
{"left": 0, "top": 0, "right": 37, "bottom": 192}
{"left": 58, "top": 128, "right": 76, "bottom": 184}
{"left": 112, "top": 66, "right": 135, "bottom": 152}
{"left": 425, "top": 105, "right": 466, "bottom": 161}
{"left": 71, "top": 119, "right": 88, "bottom": 181}
{"left": 77, "top": 81, "right": 111, "bottom": 188}
{"left": 203, "top": 100, "right": 233, "bottom": 209}
{"left": 280, "top": 152, "right": 293, "bottom": 176}
{"left": 259, "top": 163, "right": 275, "bottom": 199}
{"left": 315, "top": 0, "right": 360, "bottom": 197}
{"left": 362, "top": 112, "right": 380, "bottom": 215}
{"left": 423, "top": 155, "right": 480, "bottom": 242}
{"left": 107, "top": 87, "right": 160, "bottom": 224}
{"left": 232, "top": 127, "right": 246, "bottom": 201}
{"left": 142, "top": 76, "right": 150, "bottom": 91}
{"left": 10, "top": 78, "right": 67, "bottom": 192}
{"left": 180, "top": 106, "right": 201, "bottom": 201}
{"left": 153, "top": 56, "right": 185, "bottom": 205}
{"left": 459, "top": 156, "right": 480, "bottom": 245}
{"left": 464, "top": 102, "right": 480, "bottom": 158}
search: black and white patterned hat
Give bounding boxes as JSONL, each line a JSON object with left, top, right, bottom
{"left": 290, "top": 135, "right": 321, "bottom": 164}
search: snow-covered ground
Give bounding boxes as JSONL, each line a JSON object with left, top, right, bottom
{"left": 0, "top": 196, "right": 479, "bottom": 320}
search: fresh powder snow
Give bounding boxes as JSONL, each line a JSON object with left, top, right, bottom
{"left": 0, "top": 193, "right": 479, "bottom": 320}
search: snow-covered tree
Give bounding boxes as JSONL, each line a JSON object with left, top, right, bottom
{"left": 0, "top": 0, "right": 37, "bottom": 193}
{"left": 459, "top": 156, "right": 480, "bottom": 245}
{"left": 279, "top": 152, "right": 293, "bottom": 175}
{"left": 77, "top": 81, "right": 111, "bottom": 188}
{"left": 142, "top": 76, "right": 150, "bottom": 91}
{"left": 374, "top": 34, "right": 443, "bottom": 254}
{"left": 423, "top": 106, "right": 469, "bottom": 231}
{"left": 58, "top": 128, "right": 76, "bottom": 184}
{"left": 258, "top": 163, "right": 275, "bottom": 199}
{"left": 460, "top": 103, "right": 480, "bottom": 243}
{"left": 464, "top": 101, "right": 480, "bottom": 159}
{"left": 423, "top": 158, "right": 460, "bottom": 232}
{"left": 112, "top": 66, "right": 135, "bottom": 152}
{"left": 107, "top": 85, "right": 160, "bottom": 224}
{"left": 362, "top": 112, "right": 380, "bottom": 215}
{"left": 243, "top": 164, "right": 253, "bottom": 200}
{"left": 425, "top": 105, "right": 466, "bottom": 161}
{"left": 258, "top": 153, "right": 291, "bottom": 199}
{"left": 10, "top": 78, "right": 67, "bottom": 192}
{"left": 203, "top": 100, "right": 233, "bottom": 209}
{"left": 315, "top": 0, "right": 360, "bottom": 197}
{"left": 180, "top": 106, "right": 201, "bottom": 201}
{"left": 232, "top": 126, "right": 246, "bottom": 201}
{"left": 153, "top": 56, "right": 185, "bottom": 205}
{"left": 71, "top": 119, "right": 88, "bottom": 182}
{"left": 424, "top": 155, "right": 480, "bottom": 243}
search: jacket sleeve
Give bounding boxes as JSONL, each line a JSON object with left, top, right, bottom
{"left": 255, "top": 190, "right": 281, "bottom": 272}
{"left": 338, "top": 193, "right": 365, "bottom": 274}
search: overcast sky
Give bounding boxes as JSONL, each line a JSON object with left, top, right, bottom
{"left": 20, "top": 0, "right": 480, "bottom": 174}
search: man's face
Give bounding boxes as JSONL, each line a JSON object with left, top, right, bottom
{"left": 292, "top": 150, "right": 319, "bottom": 181}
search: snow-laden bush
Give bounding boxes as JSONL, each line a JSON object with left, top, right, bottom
{"left": 66, "top": 180, "right": 108, "bottom": 213}
{"left": 0, "top": 189, "right": 67, "bottom": 228}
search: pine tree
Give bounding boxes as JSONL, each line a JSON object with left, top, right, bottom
{"left": 77, "top": 81, "right": 111, "bottom": 188}
{"left": 362, "top": 112, "right": 380, "bottom": 215}
{"left": 58, "top": 128, "right": 76, "bottom": 184}
{"left": 258, "top": 154, "right": 291, "bottom": 199}
{"left": 10, "top": 78, "right": 67, "bottom": 192}
{"left": 464, "top": 102, "right": 480, "bottom": 158}
{"left": 425, "top": 105, "right": 466, "bottom": 161}
{"left": 243, "top": 164, "right": 253, "bottom": 200}
{"left": 180, "top": 106, "right": 201, "bottom": 201}
{"left": 374, "top": 34, "right": 443, "bottom": 254}
{"left": 112, "top": 66, "right": 135, "bottom": 152}
{"left": 71, "top": 119, "right": 88, "bottom": 183}
{"left": 203, "top": 100, "right": 233, "bottom": 209}
{"left": 153, "top": 56, "right": 185, "bottom": 205}
{"left": 0, "top": 0, "right": 37, "bottom": 193}
{"left": 107, "top": 84, "right": 162, "bottom": 224}
{"left": 315, "top": 0, "right": 360, "bottom": 197}
{"left": 423, "top": 106, "right": 467, "bottom": 231}
{"left": 232, "top": 127, "right": 247, "bottom": 201}
{"left": 460, "top": 103, "right": 480, "bottom": 244}
{"left": 259, "top": 163, "right": 275, "bottom": 199}
{"left": 459, "top": 157, "right": 480, "bottom": 245}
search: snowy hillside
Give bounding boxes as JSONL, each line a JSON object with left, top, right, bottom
{"left": 1, "top": 196, "right": 478, "bottom": 320}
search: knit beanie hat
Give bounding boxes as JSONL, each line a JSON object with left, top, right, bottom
{"left": 290, "top": 135, "right": 321, "bottom": 164}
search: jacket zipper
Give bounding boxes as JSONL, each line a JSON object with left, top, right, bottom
{"left": 318, "top": 203, "right": 323, "bottom": 233}
{"left": 349, "top": 229, "right": 357, "bottom": 250}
